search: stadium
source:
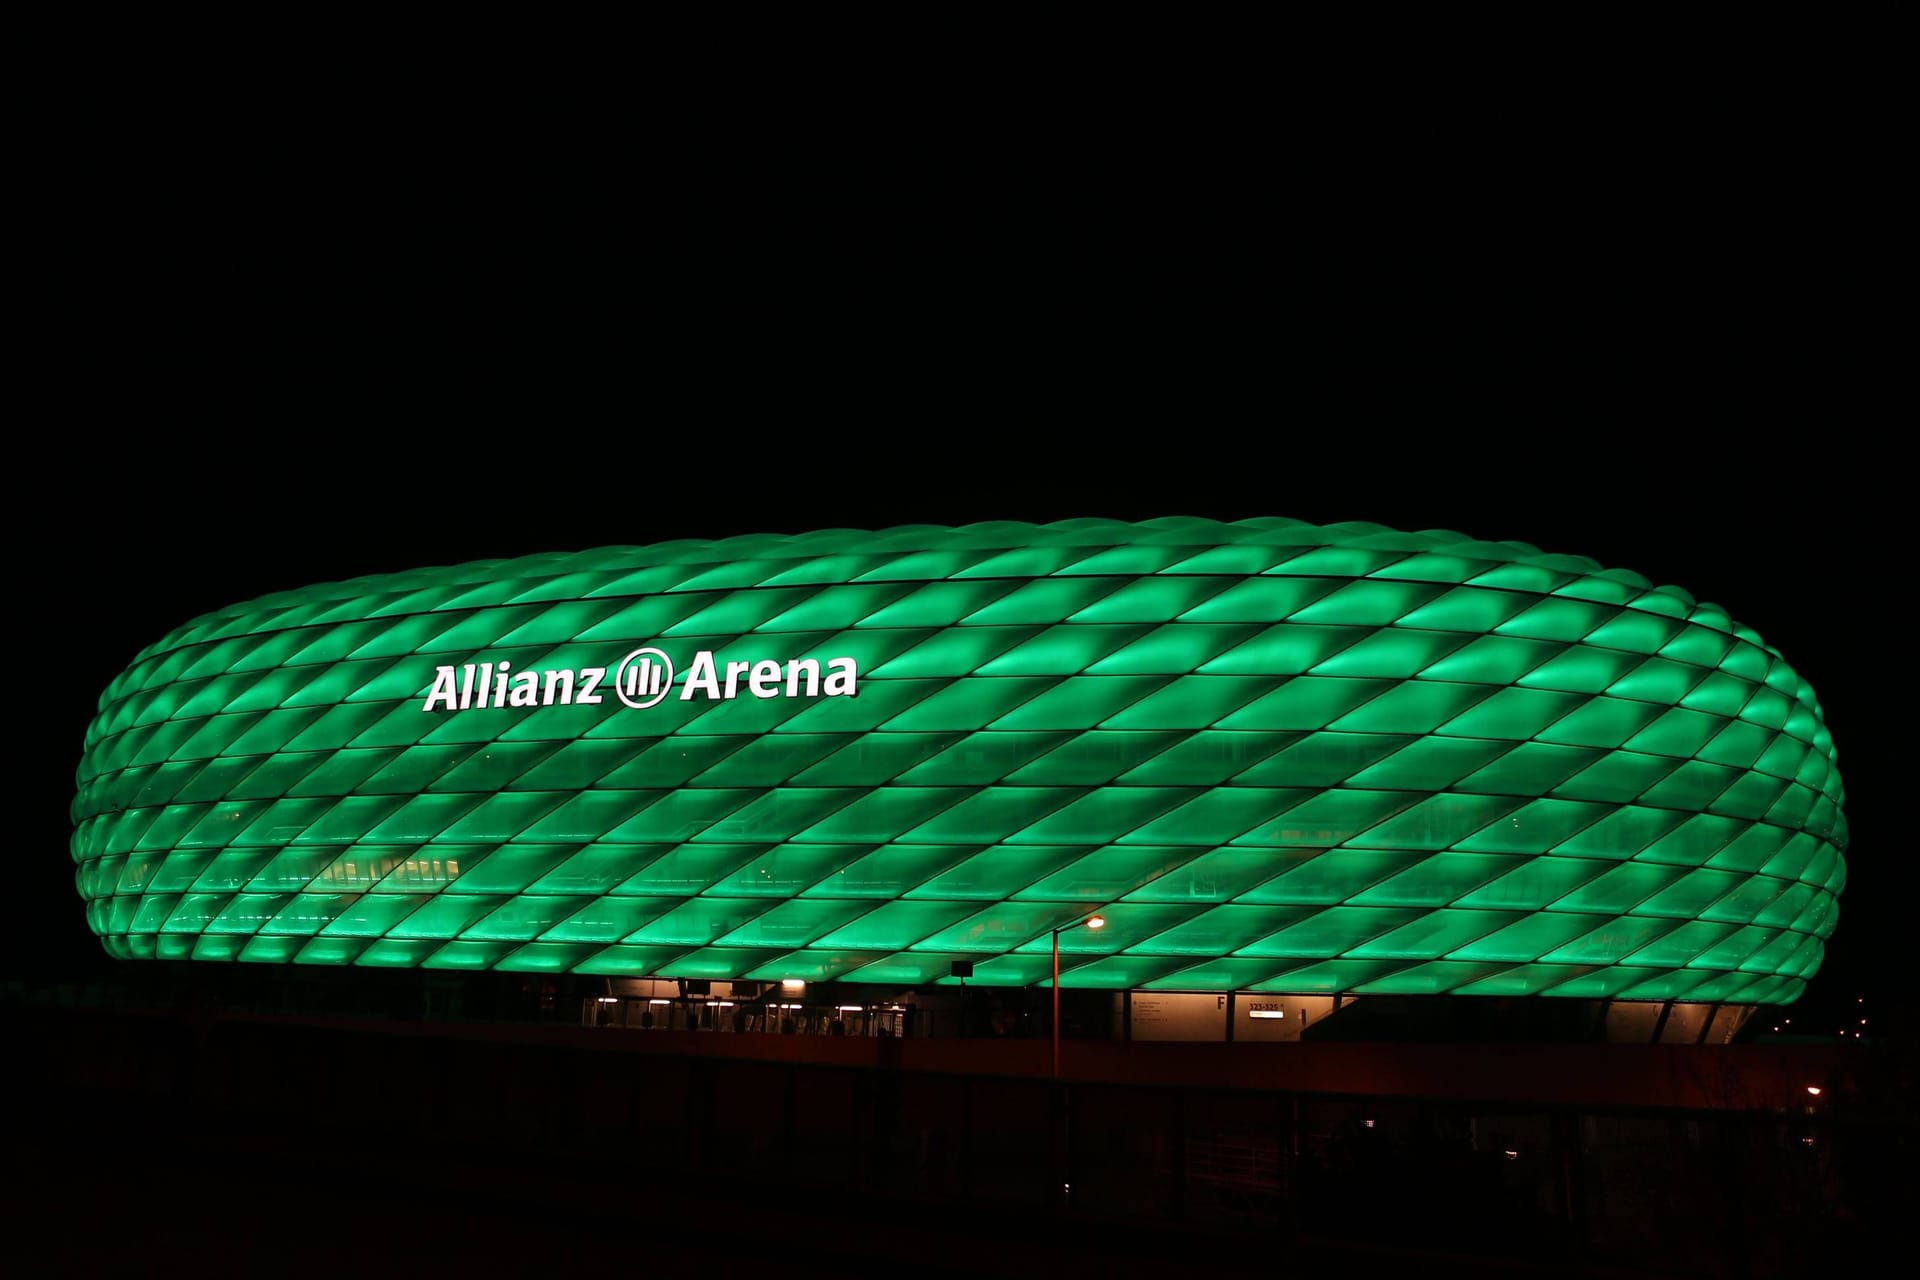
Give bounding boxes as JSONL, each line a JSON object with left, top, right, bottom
{"left": 69, "top": 516, "right": 1846, "bottom": 1044}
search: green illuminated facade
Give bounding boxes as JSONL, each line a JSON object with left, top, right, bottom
{"left": 71, "top": 519, "right": 1846, "bottom": 1003}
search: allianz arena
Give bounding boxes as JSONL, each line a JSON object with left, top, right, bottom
{"left": 70, "top": 517, "right": 1845, "bottom": 1014}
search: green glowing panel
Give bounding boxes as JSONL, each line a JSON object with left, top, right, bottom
{"left": 743, "top": 950, "right": 876, "bottom": 982}
{"left": 1348, "top": 853, "right": 1527, "bottom": 907}
{"left": 296, "top": 936, "right": 371, "bottom": 965}
{"left": 1142, "top": 957, "right": 1295, "bottom": 990}
{"left": 973, "top": 625, "right": 1149, "bottom": 676}
{"left": 1244, "top": 959, "right": 1406, "bottom": 993}
{"left": 1122, "top": 846, "right": 1308, "bottom": 903}
{"left": 1086, "top": 624, "right": 1265, "bottom": 675}
{"left": 1122, "top": 904, "right": 1317, "bottom": 956}
{"left": 1310, "top": 628, "right": 1471, "bottom": 678}
{"left": 800, "top": 844, "right": 980, "bottom": 899}
{"left": 712, "top": 899, "right": 871, "bottom": 949}
{"left": 1231, "top": 733, "right": 1412, "bottom": 787}
{"left": 1518, "top": 648, "right": 1643, "bottom": 695}
{"left": 541, "top": 896, "right": 678, "bottom": 943}
{"left": 626, "top": 899, "right": 777, "bottom": 947}
{"left": 1417, "top": 634, "right": 1561, "bottom": 685}
{"left": 1118, "top": 789, "right": 1309, "bottom": 847}
{"left": 1437, "top": 687, "right": 1587, "bottom": 741}
{"left": 1353, "top": 961, "right": 1513, "bottom": 995}
{"left": 1110, "top": 731, "right": 1298, "bottom": 785}
{"left": 463, "top": 896, "right": 594, "bottom": 941}
{"left": 1348, "top": 909, "right": 1520, "bottom": 959}
{"left": 1238, "top": 907, "right": 1424, "bottom": 958}
{"left": 70, "top": 517, "right": 1844, "bottom": 1004}
{"left": 1549, "top": 862, "right": 1686, "bottom": 913}
{"left": 1551, "top": 750, "right": 1684, "bottom": 803}
{"left": 904, "top": 846, "right": 1096, "bottom": 900}
{"left": 1623, "top": 919, "right": 1738, "bottom": 968}
{"left": 1010, "top": 903, "right": 1205, "bottom": 954}
{"left": 1537, "top": 697, "right": 1666, "bottom": 749}
{"left": 788, "top": 733, "right": 960, "bottom": 786}
{"left": 811, "top": 900, "right": 977, "bottom": 950}
{"left": 1452, "top": 857, "right": 1611, "bottom": 911}
{"left": 1069, "top": 576, "right": 1232, "bottom": 624}
{"left": 188, "top": 934, "right": 248, "bottom": 961}
{"left": 1011, "top": 845, "right": 1193, "bottom": 901}
{"left": 319, "top": 893, "right": 426, "bottom": 938}
{"left": 1346, "top": 738, "right": 1516, "bottom": 792}
{"left": 1541, "top": 917, "right": 1682, "bottom": 965}
{"left": 1198, "top": 624, "right": 1359, "bottom": 676}
{"left": 896, "top": 731, "right": 1080, "bottom": 785}
{"left": 1446, "top": 913, "right": 1608, "bottom": 963}
{"left": 613, "top": 845, "right": 759, "bottom": 896}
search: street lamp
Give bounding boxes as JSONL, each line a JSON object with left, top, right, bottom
{"left": 1052, "top": 912, "right": 1106, "bottom": 1079}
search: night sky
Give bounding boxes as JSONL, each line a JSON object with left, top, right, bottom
{"left": 19, "top": 133, "right": 1893, "bottom": 1033}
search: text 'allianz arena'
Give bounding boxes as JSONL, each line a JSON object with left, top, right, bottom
{"left": 71, "top": 518, "right": 1846, "bottom": 1005}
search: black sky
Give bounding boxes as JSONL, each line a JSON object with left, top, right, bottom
{"left": 19, "top": 109, "right": 1896, "bottom": 1029}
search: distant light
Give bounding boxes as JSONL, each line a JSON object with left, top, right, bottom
{"left": 1503, "top": 1150, "right": 1518, "bottom": 1160}
{"left": 781, "top": 979, "right": 806, "bottom": 995}
{"left": 596, "top": 997, "right": 618, "bottom": 1004}
{"left": 1801, "top": 1136, "right": 1816, "bottom": 1146}
{"left": 837, "top": 1005, "right": 863, "bottom": 1012}
{"left": 711, "top": 1001, "right": 735, "bottom": 1008}
{"left": 1362, "top": 1119, "right": 1376, "bottom": 1129}
{"left": 1086, "top": 915, "right": 1107, "bottom": 930}
{"left": 1806, "top": 1085, "right": 1823, "bottom": 1097}
{"left": 649, "top": 998, "right": 670, "bottom": 1005}
{"left": 1249, "top": 1010, "right": 1286, "bottom": 1020}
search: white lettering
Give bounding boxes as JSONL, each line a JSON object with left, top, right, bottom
{"left": 724, "top": 660, "right": 751, "bottom": 699}
{"left": 824, "top": 656, "right": 859, "bottom": 697}
{"left": 682, "top": 650, "right": 720, "bottom": 700}
{"left": 785, "top": 658, "right": 820, "bottom": 697}
{"left": 749, "top": 659, "right": 782, "bottom": 699}
{"left": 426, "top": 648, "right": 859, "bottom": 713}
{"left": 423, "top": 666, "right": 460, "bottom": 711}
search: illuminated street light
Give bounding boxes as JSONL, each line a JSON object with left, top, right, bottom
{"left": 1052, "top": 913, "right": 1107, "bottom": 1079}
{"left": 1047, "top": 912, "right": 1109, "bottom": 1213}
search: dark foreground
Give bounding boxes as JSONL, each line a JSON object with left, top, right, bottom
{"left": 5, "top": 995, "right": 1911, "bottom": 1278}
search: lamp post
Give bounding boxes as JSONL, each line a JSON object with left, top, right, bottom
{"left": 1052, "top": 912, "right": 1106, "bottom": 1079}
{"left": 1050, "top": 911, "right": 1108, "bottom": 1211}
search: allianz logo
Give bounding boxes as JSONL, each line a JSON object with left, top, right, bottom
{"left": 421, "top": 646, "right": 859, "bottom": 712}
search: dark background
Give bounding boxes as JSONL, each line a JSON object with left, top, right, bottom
{"left": 18, "top": 106, "right": 1895, "bottom": 1037}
